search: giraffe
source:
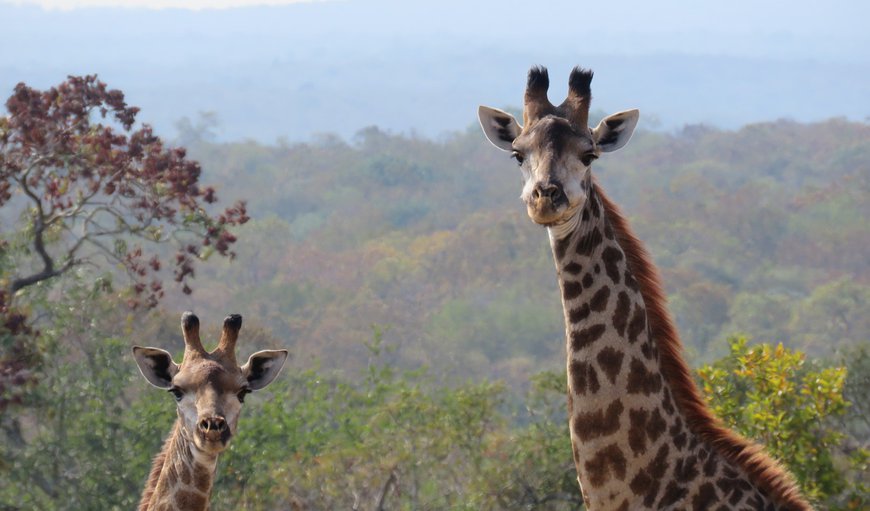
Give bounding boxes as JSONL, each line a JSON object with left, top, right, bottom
{"left": 478, "top": 66, "right": 812, "bottom": 510}
{"left": 132, "top": 312, "right": 288, "bottom": 511}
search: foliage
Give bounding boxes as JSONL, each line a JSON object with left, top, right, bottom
{"left": 215, "top": 331, "right": 512, "bottom": 510}
{"left": 162, "top": 118, "right": 870, "bottom": 382}
{"left": 3, "top": 274, "right": 869, "bottom": 509}
{"left": 0, "top": 240, "right": 39, "bottom": 411}
{"left": 0, "top": 277, "right": 170, "bottom": 510}
{"left": 0, "top": 75, "right": 249, "bottom": 308}
{"left": 697, "top": 336, "right": 866, "bottom": 508}
{"left": 1, "top": 114, "right": 868, "bottom": 508}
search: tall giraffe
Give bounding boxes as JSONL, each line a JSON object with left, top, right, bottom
{"left": 478, "top": 66, "right": 812, "bottom": 510}
{"left": 133, "top": 312, "right": 287, "bottom": 511}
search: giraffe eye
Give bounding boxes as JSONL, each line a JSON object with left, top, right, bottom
{"left": 168, "top": 387, "right": 183, "bottom": 402}
{"left": 511, "top": 151, "right": 525, "bottom": 166}
{"left": 237, "top": 388, "right": 251, "bottom": 403}
{"left": 581, "top": 153, "right": 598, "bottom": 166}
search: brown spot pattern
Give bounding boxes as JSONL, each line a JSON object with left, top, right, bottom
{"left": 571, "top": 323, "right": 606, "bottom": 351}
{"left": 626, "top": 358, "right": 662, "bottom": 395}
{"left": 630, "top": 443, "right": 670, "bottom": 506}
{"left": 627, "top": 304, "right": 646, "bottom": 344}
{"left": 569, "top": 303, "right": 591, "bottom": 324}
{"left": 589, "top": 286, "right": 611, "bottom": 312}
{"left": 647, "top": 408, "right": 667, "bottom": 442}
{"left": 569, "top": 360, "right": 600, "bottom": 395}
{"left": 703, "top": 452, "right": 719, "bottom": 477}
{"left": 553, "top": 235, "right": 572, "bottom": 260}
{"left": 577, "top": 228, "right": 603, "bottom": 256}
{"left": 612, "top": 291, "right": 631, "bottom": 336}
{"left": 573, "top": 399, "right": 623, "bottom": 442}
{"left": 640, "top": 340, "right": 655, "bottom": 359}
{"left": 595, "top": 346, "right": 624, "bottom": 384}
{"left": 563, "top": 281, "right": 583, "bottom": 301}
{"left": 658, "top": 481, "right": 688, "bottom": 508}
{"left": 662, "top": 388, "right": 675, "bottom": 415}
{"left": 563, "top": 262, "right": 583, "bottom": 275}
{"left": 718, "top": 476, "right": 754, "bottom": 506}
{"left": 627, "top": 408, "right": 650, "bottom": 456}
{"left": 582, "top": 273, "right": 594, "bottom": 288}
{"left": 624, "top": 270, "right": 639, "bottom": 291}
{"left": 589, "top": 195, "right": 601, "bottom": 218}
{"left": 674, "top": 431, "right": 688, "bottom": 450}
{"left": 175, "top": 489, "right": 207, "bottom": 509}
{"left": 627, "top": 407, "right": 667, "bottom": 457}
{"left": 601, "top": 246, "right": 623, "bottom": 284}
{"left": 584, "top": 444, "right": 627, "bottom": 488}
{"left": 674, "top": 455, "right": 699, "bottom": 483}
{"left": 692, "top": 482, "right": 718, "bottom": 511}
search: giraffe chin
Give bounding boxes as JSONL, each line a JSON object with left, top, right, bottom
{"left": 194, "top": 432, "right": 231, "bottom": 454}
{"left": 526, "top": 204, "right": 568, "bottom": 227}
{"left": 527, "top": 203, "right": 572, "bottom": 227}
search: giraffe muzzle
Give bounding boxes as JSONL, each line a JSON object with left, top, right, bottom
{"left": 527, "top": 181, "right": 569, "bottom": 225}
{"left": 198, "top": 416, "right": 228, "bottom": 441}
{"left": 531, "top": 182, "right": 565, "bottom": 204}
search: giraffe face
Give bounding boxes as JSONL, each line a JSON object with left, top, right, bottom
{"left": 478, "top": 66, "right": 639, "bottom": 227}
{"left": 170, "top": 357, "right": 247, "bottom": 454}
{"left": 510, "top": 115, "right": 596, "bottom": 226}
{"left": 133, "top": 313, "right": 288, "bottom": 456}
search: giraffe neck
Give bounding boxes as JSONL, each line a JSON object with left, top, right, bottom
{"left": 546, "top": 184, "right": 786, "bottom": 510}
{"left": 139, "top": 420, "right": 218, "bottom": 511}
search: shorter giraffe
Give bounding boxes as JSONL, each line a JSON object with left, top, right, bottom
{"left": 133, "top": 312, "right": 288, "bottom": 511}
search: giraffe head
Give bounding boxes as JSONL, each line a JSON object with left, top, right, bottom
{"left": 133, "top": 312, "right": 287, "bottom": 455}
{"left": 478, "top": 66, "right": 639, "bottom": 226}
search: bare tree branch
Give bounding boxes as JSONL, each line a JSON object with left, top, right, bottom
{"left": 1, "top": 75, "right": 248, "bottom": 307}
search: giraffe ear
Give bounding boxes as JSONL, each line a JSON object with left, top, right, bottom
{"left": 478, "top": 106, "right": 521, "bottom": 151}
{"left": 133, "top": 346, "right": 179, "bottom": 389}
{"left": 593, "top": 109, "right": 639, "bottom": 153}
{"left": 242, "top": 349, "right": 289, "bottom": 391}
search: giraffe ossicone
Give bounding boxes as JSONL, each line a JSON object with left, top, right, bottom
{"left": 133, "top": 312, "right": 288, "bottom": 511}
{"left": 479, "top": 66, "right": 812, "bottom": 510}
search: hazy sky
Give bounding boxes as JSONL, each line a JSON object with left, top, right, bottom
{"left": 4, "top": 0, "right": 315, "bottom": 9}
{"left": 1, "top": 0, "right": 867, "bottom": 140}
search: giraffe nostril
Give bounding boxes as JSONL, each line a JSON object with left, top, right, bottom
{"left": 199, "top": 417, "right": 227, "bottom": 433}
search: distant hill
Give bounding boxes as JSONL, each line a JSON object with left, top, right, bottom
{"left": 134, "top": 118, "right": 868, "bottom": 385}
{"left": 1, "top": 1, "right": 868, "bottom": 142}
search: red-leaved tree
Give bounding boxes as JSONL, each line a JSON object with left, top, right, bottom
{"left": 0, "top": 75, "right": 249, "bottom": 308}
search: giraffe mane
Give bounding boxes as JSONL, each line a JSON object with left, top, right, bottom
{"left": 595, "top": 179, "right": 813, "bottom": 511}
{"left": 138, "top": 421, "right": 177, "bottom": 511}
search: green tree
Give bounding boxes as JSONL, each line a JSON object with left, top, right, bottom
{"left": 789, "top": 278, "right": 870, "bottom": 355}
{"left": 697, "top": 336, "right": 864, "bottom": 508}
{"left": 0, "top": 277, "right": 169, "bottom": 510}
